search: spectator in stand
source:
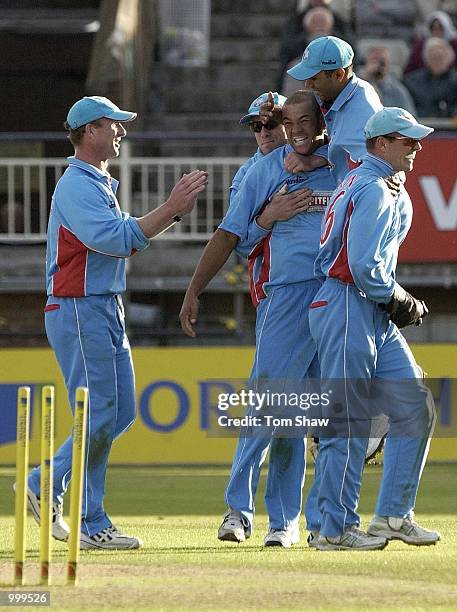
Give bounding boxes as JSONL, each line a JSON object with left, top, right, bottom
{"left": 404, "top": 11, "right": 457, "bottom": 74}
{"left": 360, "top": 45, "right": 417, "bottom": 115}
{"left": 279, "top": 7, "right": 336, "bottom": 95}
{"left": 276, "top": 0, "right": 353, "bottom": 92}
{"left": 417, "top": 0, "right": 457, "bottom": 27}
{"left": 404, "top": 37, "right": 457, "bottom": 116}
{"left": 352, "top": 0, "right": 421, "bottom": 44}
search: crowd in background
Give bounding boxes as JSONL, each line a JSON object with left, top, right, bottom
{"left": 277, "top": 0, "right": 457, "bottom": 118}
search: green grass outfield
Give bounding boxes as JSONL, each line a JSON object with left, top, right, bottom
{"left": 0, "top": 464, "right": 456, "bottom": 611}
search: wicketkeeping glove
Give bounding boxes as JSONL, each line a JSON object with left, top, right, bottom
{"left": 382, "top": 283, "right": 428, "bottom": 328}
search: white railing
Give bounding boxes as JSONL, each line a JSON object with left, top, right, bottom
{"left": 0, "top": 144, "right": 247, "bottom": 242}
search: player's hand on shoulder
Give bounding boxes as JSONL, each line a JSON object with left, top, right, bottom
{"left": 167, "top": 170, "right": 209, "bottom": 217}
{"left": 257, "top": 187, "right": 313, "bottom": 229}
{"left": 179, "top": 291, "right": 200, "bottom": 337}
{"left": 383, "top": 172, "right": 404, "bottom": 198}
{"left": 284, "top": 152, "right": 328, "bottom": 174}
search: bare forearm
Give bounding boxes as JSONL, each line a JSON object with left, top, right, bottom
{"left": 298, "top": 153, "right": 328, "bottom": 170}
{"left": 136, "top": 169, "right": 209, "bottom": 238}
{"left": 284, "top": 151, "right": 329, "bottom": 174}
{"left": 135, "top": 201, "right": 178, "bottom": 238}
{"left": 187, "top": 229, "right": 239, "bottom": 297}
{"left": 309, "top": 153, "right": 329, "bottom": 169}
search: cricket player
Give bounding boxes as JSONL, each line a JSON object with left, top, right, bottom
{"left": 309, "top": 107, "right": 440, "bottom": 550}
{"left": 25, "top": 96, "right": 208, "bottom": 549}
{"left": 277, "top": 34, "right": 396, "bottom": 544}
{"left": 263, "top": 36, "right": 383, "bottom": 184}
{"left": 180, "top": 91, "right": 302, "bottom": 546}
{"left": 182, "top": 91, "right": 335, "bottom": 547}
{"left": 230, "top": 92, "right": 288, "bottom": 203}
{"left": 180, "top": 91, "right": 288, "bottom": 337}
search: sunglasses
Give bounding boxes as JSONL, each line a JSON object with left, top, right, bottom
{"left": 249, "top": 119, "right": 281, "bottom": 133}
{"left": 383, "top": 135, "right": 421, "bottom": 147}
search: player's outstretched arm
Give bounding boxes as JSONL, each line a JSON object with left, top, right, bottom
{"left": 136, "top": 170, "right": 208, "bottom": 238}
{"left": 180, "top": 229, "right": 239, "bottom": 337}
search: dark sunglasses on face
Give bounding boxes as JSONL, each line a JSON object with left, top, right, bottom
{"left": 249, "top": 119, "right": 280, "bottom": 133}
{"left": 384, "top": 135, "right": 421, "bottom": 148}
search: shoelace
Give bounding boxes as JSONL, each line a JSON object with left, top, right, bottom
{"left": 52, "top": 501, "right": 63, "bottom": 521}
{"left": 402, "top": 517, "right": 420, "bottom": 534}
{"left": 36, "top": 495, "right": 63, "bottom": 524}
{"left": 223, "top": 513, "right": 244, "bottom": 527}
{"left": 349, "top": 526, "right": 366, "bottom": 536}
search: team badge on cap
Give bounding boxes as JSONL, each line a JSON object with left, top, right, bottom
{"left": 239, "top": 92, "right": 287, "bottom": 125}
{"left": 287, "top": 36, "right": 354, "bottom": 81}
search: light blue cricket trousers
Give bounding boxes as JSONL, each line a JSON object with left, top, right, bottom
{"left": 225, "top": 280, "right": 321, "bottom": 532}
{"left": 309, "top": 278, "right": 435, "bottom": 537}
{"left": 29, "top": 295, "right": 136, "bottom": 536}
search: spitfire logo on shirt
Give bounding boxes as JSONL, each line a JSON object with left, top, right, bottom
{"left": 283, "top": 177, "right": 332, "bottom": 212}
{"left": 308, "top": 191, "right": 332, "bottom": 211}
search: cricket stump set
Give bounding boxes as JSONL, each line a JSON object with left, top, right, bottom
{"left": 14, "top": 385, "right": 88, "bottom": 586}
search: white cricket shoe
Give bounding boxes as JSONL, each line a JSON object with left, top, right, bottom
{"left": 14, "top": 483, "right": 70, "bottom": 542}
{"left": 264, "top": 524, "right": 300, "bottom": 548}
{"left": 80, "top": 525, "right": 142, "bottom": 550}
{"left": 307, "top": 530, "right": 319, "bottom": 549}
{"left": 317, "top": 525, "right": 388, "bottom": 551}
{"left": 218, "top": 510, "right": 250, "bottom": 543}
{"left": 368, "top": 515, "right": 441, "bottom": 546}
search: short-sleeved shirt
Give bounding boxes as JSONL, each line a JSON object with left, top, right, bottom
{"left": 220, "top": 144, "right": 336, "bottom": 304}
{"left": 318, "top": 75, "right": 383, "bottom": 184}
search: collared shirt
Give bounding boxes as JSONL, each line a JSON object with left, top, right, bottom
{"left": 315, "top": 154, "right": 412, "bottom": 303}
{"left": 228, "top": 148, "right": 263, "bottom": 205}
{"left": 220, "top": 144, "right": 336, "bottom": 305}
{"left": 46, "top": 157, "right": 149, "bottom": 297}
{"left": 318, "top": 75, "right": 383, "bottom": 184}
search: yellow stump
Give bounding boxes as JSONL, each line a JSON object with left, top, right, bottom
{"left": 14, "top": 386, "right": 31, "bottom": 586}
{"left": 67, "top": 387, "right": 88, "bottom": 586}
{"left": 40, "top": 385, "right": 54, "bottom": 586}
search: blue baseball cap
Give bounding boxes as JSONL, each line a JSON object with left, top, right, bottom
{"left": 66, "top": 96, "right": 137, "bottom": 129}
{"left": 287, "top": 36, "right": 354, "bottom": 81}
{"left": 239, "top": 92, "right": 287, "bottom": 125}
{"left": 364, "top": 107, "right": 434, "bottom": 139}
